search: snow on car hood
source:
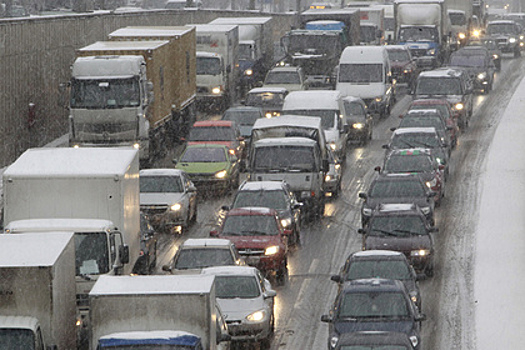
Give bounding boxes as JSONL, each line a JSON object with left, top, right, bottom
{"left": 217, "top": 297, "right": 266, "bottom": 321}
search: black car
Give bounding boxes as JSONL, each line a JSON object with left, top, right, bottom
{"left": 343, "top": 96, "right": 373, "bottom": 144}
{"left": 334, "top": 331, "right": 416, "bottom": 350}
{"left": 359, "top": 173, "right": 436, "bottom": 226}
{"left": 468, "top": 37, "right": 502, "bottom": 71}
{"left": 221, "top": 106, "right": 264, "bottom": 152}
{"left": 331, "top": 250, "right": 422, "bottom": 310}
{"left": 321, "top": 278, "right": 426, "bottom": 350}
{"left": 358, "top": 203, "right": 437, "bottom": 277}
{"left": 133, "top": 212, "right": 159, "bottom": 275}
{"left": 223, "top": 180, "right": 302, "bottom": 245}
{"left": 449, "top": 46, "right": 496, "bottom": 94}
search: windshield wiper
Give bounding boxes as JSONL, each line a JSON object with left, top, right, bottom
{"left": 241, "top": 230, "right": 269, "bottom": 236}
{"left": 394, "top": 229, "right": 427, "bottom": 236}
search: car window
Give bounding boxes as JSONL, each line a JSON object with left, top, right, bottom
{"left": 346, "top": 260, "right": 412, "bottom": 280}
{"left": 222, "top": 110, "right": 262, "bottom": 126}
{"left": 245, "top": 92, "right": 286, "bottom": 107}
{"left": 339, "top": 291, "right": 409, "bottom": 318}
{"left": 391, "top": 134, "right": 440, "bottom": 148}
{"left": 140, "top": 175, "right": 182, "bottom": 193}
{"left": 281, "top": 109, "right": 337, "bottom": 129}
{"left": 399, "top": 115, "right": 446, "bottom": 131}
{"left": 265, "top": 71, "right": 301, "bottom": 84}
{"left": 369, "top": 215, "right": 428, "bottom": 236}
{"left": 188, "top": 126, "right": 235, "bottom": 141}
{"left": 369, "top": 180, "right": 426, "bottom": 198}
{"left": 384, "top": 154, "right": 434, "bottom": 173}
{"left": 180, "top": 147, "right": 227, "bottom": 162}
{"left": 215, "top": 275, "right": 261, "bottom": 298}
{"left": 233, "top": 190, "right": 288, "bottom": 210}
{"left": 222, "top": 215, "right": 279, "bottom": 236}
{"left": 174, "top": 248, "right": 235, "bottom": 269}
{"left": 344, "top": 101, "right": 366, "bottom": 119}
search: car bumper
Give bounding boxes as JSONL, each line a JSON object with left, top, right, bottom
{"left": 226, "top": 319, "right": 271, "bottom": 342}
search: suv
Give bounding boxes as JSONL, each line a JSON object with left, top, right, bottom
{"left": 162, "top": 238, "right": 244, "bottom": 273}
{"left": 343, "top": 96, "right": 373, "bottom": 145}
{"left": 321, "top": 278, "right": 426, "bottom": 350}
{"left": 331, "top": 250, "right": 422, "bottom": 310}
{"left": 385, "top": 45, "right": 419, "bottom": 87}
{"left": 414, "top": 67, "right": 474, "bottom": 129}
{"left": 358, "top": 173, "right": 436, "bottom": 226}
{"left": 263, "top": 65, "right": 308, "bottom": 92}
{"left": 449, "top": 46, "right": 496, "bottom": 94}
{"left": 210, "top": 207, "right": 291, "bottom": 285}
{"left": 486, "top": 20, "right": 522, "bottom": 57}
{"left": 223, "top": 180, "right": 302, "bottom": 246}
{"left": 358, "top": 204, "right": 437, "bottom": 277}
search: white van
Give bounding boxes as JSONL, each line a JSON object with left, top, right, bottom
{"left": 281, "top": 90, "right": 348, "bottom": 159}
{"left": 336, "top": 46, "right": 395, "bottom": 118}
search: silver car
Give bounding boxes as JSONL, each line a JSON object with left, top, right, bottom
{"left": 139, "top": 169, "right": 197, "bottom": 234}
{"left": 200, "top": 266, "right": 277, "bottom": 349}
{"left": 324, "top": 149, "right": 343, "bottom": 198}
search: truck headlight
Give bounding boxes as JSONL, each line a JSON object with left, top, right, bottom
{"left": 245, "top": 69, "right": 253, "bottom": 76}
{"left": 375, "top": 97, "right": 382, "bottom": 102}
{"left": 454, "top": 102, "right": 464, "bottom": 111}
{"left": 265, "top": 245, "right": 279, "bottom": 255}
{"left": 170, "top": 203, "right": 182, "bottom": 211}
{"left": 211, "top": 86, "right": 222, "bottom": 95}
{"left": 352, "top": 122, "right": 364, "bottom": 129}
{"left": 411, "top": 249, "right": 431, "bottom": 256}
{"left": 246, "top": 309, "right": 266, "bottom": 322}
{"left": 325, "top": 174, "right": 333, "bottom": 182}
{"left": 510, "top": 37, "right": 517, "bottom": 43}
{"left": 281, "top": 218, "right": 292, "bottom": 228}
{"left": 427, "top": 48, "right": 436, "bottom": 55}
{"left": 477, "top": 72, "right": 487, "bottom": 80}
{"left": 133, "top": 143, "right": 140, "bottom": 149}
{"left": 215, "top": 170, "right": 228, "bottom": 179}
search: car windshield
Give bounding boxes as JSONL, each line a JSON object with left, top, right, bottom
{"left": 222, "top": 215, "right": 279, "bottom": 236}
{"left": 339, "top": 64, "right": 383, "bottom": 83}
{"left": 233, "top": 190, "right": 289, "bottom": 210}
{"left": 391, "top": 133, "right": 440, "bottom": 149}
{"left": 188, "top": 126, "right": 235, "bottom": 141}
{"left": 196, "top": 56, "right": 221, "bottom": 75}
{"left": 384, "top": 154, "right": 434, "bottom": 173}
{"left": 174, "top": 248, "right": 235, "bottom": 269}
{"left": 222, "top": 110, "right": 261, "bottom": 126}
{"left": 283, "top": 109, "right": 336, "bottom": 129}
{"left": 416, "top": 77, "right": 462, "bottom": 95}
{"left": 450, "top": 54, "right": 486, "bottom": 67}
{"left": 487, "top": 23, "right": 519, "bottom": 35}
{"left": 180, "top": 147, "right": 227, "bottom": 162}
{"left": 253, "top": 145, "right": 317, "bottom": 172}
{"left": 369, "top": 180, "right": 426, "bottom": 198}
{"left": 344, "top": 101, "right": 366, "bottom": 119}
{"left": 387, "top": 49, "right": 410, "bottom": 62}
{"left": 75, "top": 232, "right": 110, "bottom": 275}
{"left": 70, "top": 77, "right": 140, "bottom": 109}
{"left": 215, "top": 275, "right": 261, "bottom": 298}
{"left": 346, "top": 260, "right": 413, "bottom": 280}
{"left": 140, "top": 175, "right": 182, "bottom": 193}
{"left": 265, "top": 71, "right": 301, "bottom": 84}
{"left": 369, "top": 215, "right": 428, "bottom": 236}
{"left": 245, "top": 92, "right": 286, "bottom": 107}
{"left": 338, "top": 291, "right": 409, "bottom": 318}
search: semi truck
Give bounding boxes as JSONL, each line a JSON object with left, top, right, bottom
{"left": 394, "top": 0, "right": 452, "bottom": 69}
{"left": 193, "top": 24, "right": 239, "bottom": 110}
{"left": 2, "top": 148, "right": 141, "bottom": 346}
{"left": 207, "top": 17, "right": 274, "bottom": 92}
{"left": 69, "top": 27, "right": 196, "bottom": 164}
{"left": 0, "top": 232, "right": 77, "bottom": 349}
{"left": 89, "top": 275, "right": 230, "bottom": 350}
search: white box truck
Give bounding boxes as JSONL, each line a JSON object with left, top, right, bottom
{"left": 0, "top": 232, "right": 77, "bottom": 350}
{"left": 193, "top": 24, "right": 239, "bottom": 110}
{"left": 89, "top": 275, "right": 230, "bottom": 350}
{"left": 2, "top": 148, "right": 141, "bottom": 345}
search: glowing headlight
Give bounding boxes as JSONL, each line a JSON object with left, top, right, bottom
{"left": 493, "top": 54, "right": 499, "bottom": 59}
{"left": 215, "top": 170, "right": 227, "bottom": 179}
{"left": 211, "top": 86, "right": 222, "bottom": 95}
{"left": 245, "top": 69, "right": 253, "bottom": 76}
{"left": 73, "top": 144, "right": 80, "bottom": 149}
{"left": 420, "top": 206, "right": 431, "bottom": 215}
{"left": 133, "top": 143, "right": 140, "bottom": 149}
{"left": 170, "top": 203, "right": 182, "bottom": 211}
{"left": 325, "top": 175, "right": 333, "bottom": 182}
{"left": 472, "top": 30, "right": 480, "bottom": 37}
{"left": 425, "top": 178, "right": 437, "bottom": 188}
{"left": 410, "top": 335, "right": 419, "bottom": 348}
{"left": 436, "top": 157, "right": 444, "bottom": 165}
{"left": 454, "top": 103, "right": 464, "bottom": 111}
{"left": 265, "top": 112, "right": 272, "bottom": 118}
{"left": 281, "top": 218, "right": 292, "bottom": 228}
{"left": 329, "top": 142, "right": 337, "bottom": 150}
{"left": 458, "top": 32, "right": 466, "bottom": 39}
{"left": 411, "top": 249, "right": 431, "bottom": 256}
{"left": 403, "top": 69, "right": 410, "bottom": 74}
{"left": 427, "top": 48, "right": 436, "bottom": 55}
{"left": 410, "top": 292, "right": 419, "bottom": 304}
{"left": 229, "top": 148, "right": 236, "bottom": 155}
{"left": 330, "top": 336, "right": 339, "bottom": 349}
{"left": 521, "top": 42, "right": 524, "bottom": 47}
{"left": 375, "top": 97, "right": 382, "bottom": 102}
{"left": 335, "top": 163, "right": 341, "bottom": 170}
{"left": 520, "top": 35, "right": 524, "bottom": 40}
{"left": 352, "top": 122, "right": 364, "bottom": 129}
{"left": 509, "top": 37, "right": 517, "bottom": 43}
{"left": 246, "top": 310, "right": 266, "bottom": 322}
{"left": 477, "top": 72, "right": 487, "bottom": 80}
{"left": 264, "top": 245, "right": 279, "bottom": 255}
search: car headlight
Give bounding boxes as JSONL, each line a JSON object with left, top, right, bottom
{"left": 211, "top": 86, "right": 222, "bottom": 95}
{"left": 170, "top": 203, "right": 182, "bottom": 211}
{"left": 281, "top": 217, "right": 292, "bottom": 228}
{"left": 454, "top": 102, "right": 464, "bottom": 111}
{"left": 133, "top": 143, "right": 140, "bottom": 150}
{"left": 435, "top": 157, "right": 445, "bottom": 165}
{"left": 325, "top": 175, "right": 333, "bottom": 182}
{"left": 335, "top": 163, "right": 341, "bottom": 170}
{"left": 265, "top": 112, "right": 273, "bottom": 118}
{"left": 375, "top": 97, "right": 382, "bottom": 102}
{"left": 246, "top": 309, "right": 266, "bottom": 322}
{"left": 425, "top": 178, "right": 437, "bottom": 188}
{"left": 362, "top": 207, "right": 372, "bottom": 216}
{"left": 520, "top": 35, "right": 524, "bottom": 40}
{"left": 427, "top": 48, "right": 436, "bottom": 55}
{"left": 410, "top": 291, "right": 419, "bottom": 304}
{"left": 477, "top": 72, "right": 487, "bottom": 80}
{"left": 411, "top": 249, "right": 431, "bottom": 256}
{"left": 330, "top": 336, "right": 339, "bottom": 349}
{"left": 510, "top": 37, "right": 517, "bottom": 43}
{"left": 265, "top": 245, "right": 279, "bottom": 255}
{"left": 458, "top": 32, "right": 466, "bottom": 39}
{"left": 410, "top": 335, "right": 419, "bottom": 348}
{"left": 352, "top": 122, "right": 364, "bottom": 129}
{"left": 420, "top": 206, "right": 431, "bottom": 215}
{"left": 493, "top": 54, "right": 499, "bottom": 59}
{"left": 329, "top": 142, "right": 337, "bottom": 150}
{"left": 245, "top": 69, "right": 253, "bottom": 76}
{"left": 215, "top": 170, "right": 228, "bottom": 179}
{"left": 472, "top": 29, "right": 480, "bottom": 37}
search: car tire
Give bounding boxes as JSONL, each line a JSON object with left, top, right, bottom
{"left": 425, "top": 264, "right": 435, "bottom": 278}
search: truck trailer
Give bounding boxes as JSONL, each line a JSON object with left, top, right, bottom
{"left": 0, "top": 232, "right": 77, "bottom": 350}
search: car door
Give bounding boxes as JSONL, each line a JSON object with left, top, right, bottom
{"left": 182, "top": 173, "right": 197, "bottom": 218}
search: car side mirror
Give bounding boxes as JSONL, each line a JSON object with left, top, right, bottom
{"left": 283, "top": 229, "right": 293, "bottom": 236}
{"left": 188, "top": 185, "right": 197, "bottom": 192}
{"left": 172, "top": 159, "right": 178, "bottom": 165}
{"left": 343, "top": 124, "right": 350, "bottom": 133}
{"left": 374, "top": 166, "right": 381, "bottom": 172}
{"left": 293, "top": 202, "right": 303, "bottom": 210}
{"left": 431, "top": 227, "right": 439, "bottom": 233}
{"left": 221, "top": 205, "right": 231, "bottom": 211}
{"left": 330, "top": 275, "right": 342, "bottom": 283}
{"left": 323, "top": 159, "right": 329, "bottom": 172}
{"left": 416, "top": 313, "right": 427, "bottom": 322}
{"left": 390, "top": 127, "right": 397, "bottom": 131}
{"left": 428, "top": 191, "right": 437, "bottom": 198}
{"left": 321, "top": 315, "right": 332, "bottom": 323}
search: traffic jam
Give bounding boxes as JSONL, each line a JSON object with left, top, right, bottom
{"left": 0, "top": 0, "right": 523, "bottom": 348}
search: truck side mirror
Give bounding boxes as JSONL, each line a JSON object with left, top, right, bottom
{"left": 119, "top": 245, "right": 130, "bottom": 264}
{"left": 146, "top": 81, "right": 154, "bottom": 104}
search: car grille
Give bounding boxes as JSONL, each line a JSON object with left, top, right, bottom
{"left": 226, "top": 323, "right": 264, "bottom": 337}
{"left": 141, "top": 205, "right": 168, "bottom": 215}
{"left": 238, "top": 249, "right": 265, "bottom": 256}
{"left": 409, "top": 48, "right": 427, "bottom": 57}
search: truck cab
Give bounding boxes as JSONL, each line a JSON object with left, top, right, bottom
{"left": 0, "top": 316, "right": 46, "bottom": 350}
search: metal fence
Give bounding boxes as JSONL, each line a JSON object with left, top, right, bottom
{"left": 0, "top": 9, "right": 297, "bottom": 166}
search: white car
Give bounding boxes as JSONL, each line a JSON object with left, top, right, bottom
{"left": 201, "top": 266, "right": 277, "bottom": 348}
{"left": 139, "top": 169, "right": 197, "bottom": 234}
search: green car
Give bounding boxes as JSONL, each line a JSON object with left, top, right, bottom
{"left": 175, "top": 144, "right": 241, "bottom": 193}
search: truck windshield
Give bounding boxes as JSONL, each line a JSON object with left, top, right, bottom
{"left": 253, "top": 145, "right": 317, "bottom": 172}
{"left": 487, "top": 23, "right": 519, "bottom": 35}
{"left": 289, "top": 34, "right": 340, "bottom": 54}
{"left": 283, "top": 109, "right": 337, "bottom": 129}
{"left": 239, "top": 43, "right": 254, "bottom": 60}
{"left": 0, "top": 329, "right": 35, "bottom": 350}
{"left": 398, "top": 26, "right": 437, "bottom": 41}
{"left": 70, "top": 77, "right": 140, "bottom": 109}
{"left": 215, "top": 275, "right": 261, "bottom": 298}
{"left": 360, "top": 25, "right": 377, "bottom": 43}
{"left": 449, "top": 12, "right": 467, "bottom": 26}
{"left": 416, "top": 77, "right": 462, "bottom": 95}
{"left": 338, "top": 64, "right": 383, "bottom": 83}
{"left": 75, "top": 232, "right": 110, "bottom": 275}
{"left": 140, "top": 175, "right": 183, "bottom": 193}
{"left": 196, "top": 57, "right": 221, "bottom": 75}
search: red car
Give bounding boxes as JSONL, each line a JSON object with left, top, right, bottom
{"left": 408, "top": 99, "right": 459, "bottom": 149}
{"left": 187, "top": 120, "right": 245, "bottom": 157}
{"left": 210, "top": 207, "right": 291, "bottom": 285}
